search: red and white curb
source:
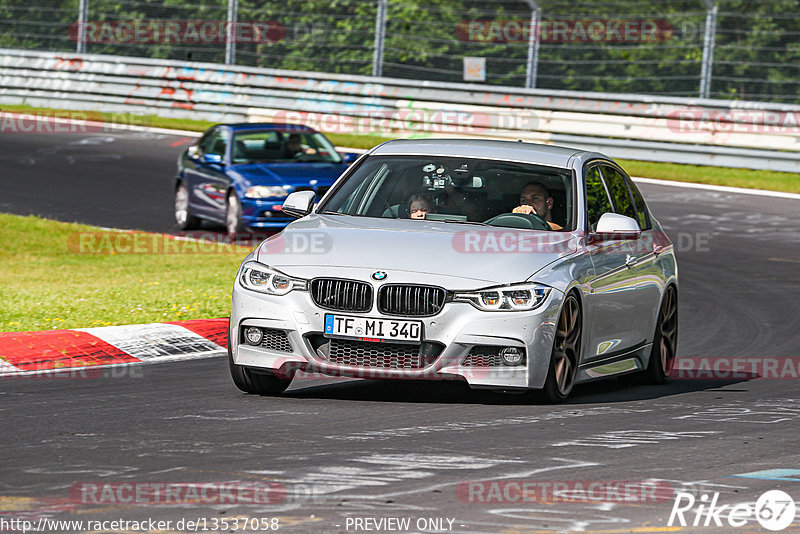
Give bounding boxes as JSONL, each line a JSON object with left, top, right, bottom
{"left": 0, "top": 319, "right": 228, "bottom": 377}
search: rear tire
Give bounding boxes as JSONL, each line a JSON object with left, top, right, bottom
{"left": 643, "top": 285, "right": 678, "bottom": 384}
{"left": 175, "top": 182, "right": 200, "bottom": 230}
{"left": 540, "top": 293, "right": 582, "bottom": 403}
{"left": 228, "top": 341, "right": 292, "bottom": 396}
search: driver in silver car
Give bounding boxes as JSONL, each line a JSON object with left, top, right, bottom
{"left": 512, "top": 182, "right": 563, "bottom": 230}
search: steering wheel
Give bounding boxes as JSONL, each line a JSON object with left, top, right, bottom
{"left": 483, "top": 212, "right": 551, "bottom": 231}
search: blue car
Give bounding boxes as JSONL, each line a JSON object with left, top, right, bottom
{"left": 174, "top": 123, "right": 358, "bottom": 234}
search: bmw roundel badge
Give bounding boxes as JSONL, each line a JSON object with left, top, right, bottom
{"left": 372, "top": 271, "right": 387, "bottom": 281}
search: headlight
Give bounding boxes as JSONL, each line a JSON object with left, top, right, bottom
{"left": 245, "top": 186, "right": 289, "bottom": 199}
{"left": 453, "top": 283, "right": 551, "bottom": 311}
{"left": 239, "top": 261, "right": 307, "bottom": 295}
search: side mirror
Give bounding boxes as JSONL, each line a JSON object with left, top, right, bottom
{"left": 341, "top": 152, "right": 360, "bottom": 164}
{"left": 202, "top": 153, "right": 223, "bottom": 165}
{"left": 282, "top": 190, "right": 316, "bottom": 219}
{"left": 187, "top": 145, "right": 200, "bottom": 159}
{"left": 590, "top": 213, "right": 641, "bottom": 242}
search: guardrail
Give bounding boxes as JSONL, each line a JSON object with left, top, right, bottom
{"left": 1, "top": 48, "right": 798, "bottom": 172}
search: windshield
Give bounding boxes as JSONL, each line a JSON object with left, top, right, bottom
{"left": 319, "top": 155, "right": 574, "bottom": 230}
{"left": 232, "top": 130, "right": 342, "bottom": 164}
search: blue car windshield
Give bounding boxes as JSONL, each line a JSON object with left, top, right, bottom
{"left": 319, "top": 155, "right": 574, "bottom": 230}
{"left": 232, "top": 131, "right": 342, "bottom": 164}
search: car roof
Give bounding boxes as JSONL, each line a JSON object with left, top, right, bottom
{"left": 222, "top": 123, "right": 317, "bottom": 133}
{"left": 369, "top": 138, "right": 600, "bottom": 168}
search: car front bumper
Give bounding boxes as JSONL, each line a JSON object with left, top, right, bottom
{"left": 240, "top": 198, "right": 293, "bottom": 228}
{"left": 230, "top": 281, "right": 564, "bottom": 390}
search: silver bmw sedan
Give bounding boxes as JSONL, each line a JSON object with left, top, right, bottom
{"left": 228, "top": 139, "right": 678, "bottom": 402}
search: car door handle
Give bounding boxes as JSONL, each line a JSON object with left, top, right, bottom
{"left": 625, "top": 254, "right": 637, "bottom": 268}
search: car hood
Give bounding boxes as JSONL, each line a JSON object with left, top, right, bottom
{"left": 231, "top": 162, "right": 346, "bottom": 188}
{"left": 255, "top": 214, "right": 579, "bottom": 289}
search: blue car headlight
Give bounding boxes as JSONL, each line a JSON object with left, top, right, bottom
{"left": 245, "top": 186, "right": 290, "bottom": 199}
{"left": 239, "top": 261, "right": 307, "bottom": 295}
{"left": 453, "top": 283, "right": 551, "bottom": 311}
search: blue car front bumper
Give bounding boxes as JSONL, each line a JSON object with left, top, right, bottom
{"left": 240, "top": 198, "right": 294, "bottom": 228}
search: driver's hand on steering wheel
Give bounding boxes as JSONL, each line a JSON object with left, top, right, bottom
{"left": 512, "top": 205, "right": 534, "bottom": 214}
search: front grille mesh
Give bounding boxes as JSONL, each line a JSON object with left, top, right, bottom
{"left": 324, "top": 338, "right": 424, "bottom": 368}
{"left": 461, "top": 346, "right": 503, "bottom": 367}
{"left": 311, "top": 278, "right": 373, "bottom": 312}
{"left": 378, "top": 285, "right": 446, "bottom": 316}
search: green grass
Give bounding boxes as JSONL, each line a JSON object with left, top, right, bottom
{"left": 3, "top": 103, "right": 799, "bottom": 192}
{"left": 619, "top": 159, "right": 800, "bottom": 193}
{"left": 0, "top": 214, "right": 251, "bottom": 332}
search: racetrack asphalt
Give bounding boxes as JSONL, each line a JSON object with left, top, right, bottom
{"left": 1, "top": 128, "right": 799, "bottom": 533}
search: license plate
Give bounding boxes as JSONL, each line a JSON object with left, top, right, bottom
{"left": 324, "top": 314, "right": 422, "bottom": 344}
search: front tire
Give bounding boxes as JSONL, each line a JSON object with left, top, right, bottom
{"left": 643, "top": 285, "right": 678, "bottom": 384}
{"left": 228, "top": 345, "right": 292, "bottom": 396}
{"left": 541, "top": 293, "right": 582, "bottom": 403}
{"left": 175, "top": 182, "right": 200, "bottom": 230}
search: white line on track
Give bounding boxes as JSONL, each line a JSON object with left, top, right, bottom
{"left": 632, "top": 176, "right": 800, "bottom": 200}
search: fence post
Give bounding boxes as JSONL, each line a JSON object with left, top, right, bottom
{"left": 76, "top": 0, "right": 89, "bottom": 54}
{"left": 699, "top": 0, "right": 717, "bottom": 99}
{"left": 524, "top": 0, "right": 541, "bottom": 89}
{"left": 372, "top": 0, "right": 387, "bottom": 77}
{"left": 225, "top": 0, "right": 239, "bottom": 65}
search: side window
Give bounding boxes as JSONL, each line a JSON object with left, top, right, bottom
{"left": 584, "top": 165, "right": 613, "bottom": 231}
{"left": 601, "top": 165, "right": 637, "bottom": 222}
{"left": 197, "top": 129, "right": 217, "bottom": 154}
{"left": 627, "top": 178, "right": 651, "bottom": 230}
{"left": 199, "top": 128, "right": 228, "bottom": 157}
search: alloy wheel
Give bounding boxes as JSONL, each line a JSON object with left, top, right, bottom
{"left": 658, "top": 286, "right": 678, "bottom": 373}
{"left": 553, "top": 294, "right": 581, "bottom": 396}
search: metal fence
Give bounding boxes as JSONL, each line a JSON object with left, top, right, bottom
{"left": 3, "top": 48, "right": 799, "bottom": 172}
{"left": 1, "top": 0, "right": 800, "bottom": 103}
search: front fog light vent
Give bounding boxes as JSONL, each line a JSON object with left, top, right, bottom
{"left": 500, "top": 347, "right": 524, "bottom": 366}
{"left": 244, "top": 327, "right": 264, "bottom": 345}
{"left": 462, "top": 345, "right": 526, "bottom": 367}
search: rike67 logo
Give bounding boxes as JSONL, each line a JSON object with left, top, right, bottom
{"left": 668, "top": 490, "right": 796, "bottom": 531}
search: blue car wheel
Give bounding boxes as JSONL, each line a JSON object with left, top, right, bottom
{"left": 226, "top": 192, "right": 246, "bottom": 237}
{"left": 175, "top": 182, "right": 200, "bottom": 230}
